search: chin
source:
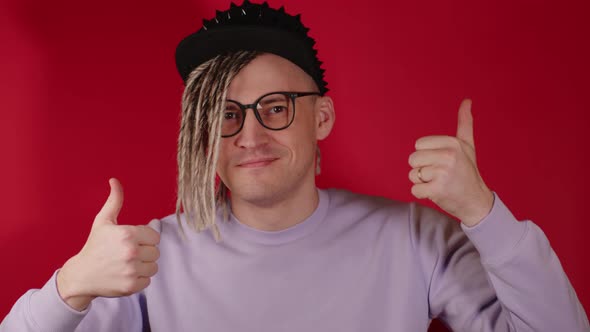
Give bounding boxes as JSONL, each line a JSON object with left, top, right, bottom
{"left": 228, "top": 178, "right": 289, "bottom": 207}
{"left": 240, "top": 186, "right": 280, "bottom": 204}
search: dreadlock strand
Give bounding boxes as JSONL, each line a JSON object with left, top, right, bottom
{"left": 177, "top": 61, "right": 212, "bottom": 235}
{"left": 202, "top": 53, "right": 252, "bottom": 240}
{"left": 175, "top": 50, "right": 259, "bottom": 242}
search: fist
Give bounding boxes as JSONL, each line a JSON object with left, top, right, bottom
{"left": 57, "top": 178, "right": 160, "bottom": 310}
{"left": 408, "top": 99, "right": 494, "bottom": 226}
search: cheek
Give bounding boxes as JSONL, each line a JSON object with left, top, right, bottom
{"left": 280, "top": 126, "right": 316, "bottom": 165}
{"left": 216, "top": 142, "right": 232, "bottom": 179}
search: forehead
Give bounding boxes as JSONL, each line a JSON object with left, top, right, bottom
{"left": 227, "top": 53, "right": 315, "bottom": 102}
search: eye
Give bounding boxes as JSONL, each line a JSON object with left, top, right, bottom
{"left": 223, "top": 110, "right": 240, "bottom": 120}
{"left": 269, "top": 106, "right": 287, "bottom": 114}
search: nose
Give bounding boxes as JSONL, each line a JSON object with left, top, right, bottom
{"left": 233, "top": 108, "right": 270, "bottom": 148}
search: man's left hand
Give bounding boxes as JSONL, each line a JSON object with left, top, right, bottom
{"left": 408, "top": 99, "right": 494, "bottom": 227}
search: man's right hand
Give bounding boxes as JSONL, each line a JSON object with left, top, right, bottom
{"left": 56, "top": 178, "right": 161, "bottom": 311}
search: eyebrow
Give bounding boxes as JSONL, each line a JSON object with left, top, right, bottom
{"left": 259, "top": 96, "right": 287, "bottom": 105}
{"left": 225, "top": 92, "right": 291, "bottom": 105}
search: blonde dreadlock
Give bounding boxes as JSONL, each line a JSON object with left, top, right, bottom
{"left": 175, "top": 50, "right": 259, "bottom": 242}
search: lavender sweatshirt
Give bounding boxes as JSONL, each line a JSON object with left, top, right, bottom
{"left": 1, "top": 188, "right": 588, "bottom": 331}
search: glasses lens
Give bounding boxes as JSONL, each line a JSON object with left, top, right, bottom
{"left": 257, "top": 93, "right": 293, "bottom": 129}
{"left": 222, "top": 101, "right": 243, "bottom": 137}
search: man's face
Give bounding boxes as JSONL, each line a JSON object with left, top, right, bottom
{"left": 216, "top": 53, "right": 327, "bottom": 206}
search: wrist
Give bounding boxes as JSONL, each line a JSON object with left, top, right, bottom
{"left": 461, "top": 189, "right": 494, "bottom": 227}
{"left": 57, "top": 256, "right": 95, "bottom": 311}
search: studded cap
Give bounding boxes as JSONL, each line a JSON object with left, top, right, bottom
{"left": 175, "top": 0, "right": 328, "bottom": 94}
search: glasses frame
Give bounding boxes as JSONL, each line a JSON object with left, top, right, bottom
{"left": 222, "top": 91, "right": 321, "bottom": 138}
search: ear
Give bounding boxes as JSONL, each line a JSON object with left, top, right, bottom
{"left": 315, "top": 95, "right": 335, "bottom": 141}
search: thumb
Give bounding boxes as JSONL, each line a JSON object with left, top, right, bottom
{"left": 456, "top": 98, "right": 475, "bottom": 148}
{"left": 95, "top": 178, "right": 124, "bottom": 225}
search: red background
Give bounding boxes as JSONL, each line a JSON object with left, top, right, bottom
{"left": 1, "top": 0, "right": 588, "bottom": 330}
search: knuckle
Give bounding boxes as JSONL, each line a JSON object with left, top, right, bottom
{"left": 434, "top": 166, "right": 447, "bottom": 179}
{"left": 120, "top": 280, "right": 137, "bottom": 295}
{"left": 434, "top": 181, "right": 445, "bottom": 194}
{"left": 448, "top": 155, "right": 457, "bottom": 168}
{"left": 123, "top": 246, "right": 138, "bottom": 261}
{"left": 118, "top": 226, "right": 135, "bottom": 241}
{"left": 440, "top": 149, "right": 456, "bottom": 166}
{"left": 442, "top": 148, "right": 454, "bottom": 158}
{"left": 122, "top": 265, "right": 138, "bottom": 278}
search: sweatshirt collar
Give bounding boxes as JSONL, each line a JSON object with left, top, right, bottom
{"left": 217, "top": 188, "right": 329, "bottom": 245}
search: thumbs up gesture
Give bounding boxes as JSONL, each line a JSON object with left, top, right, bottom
{"left": 408, "top": 99, "right": 494, "bottom": 227}
{"left": 56, "top": 178, "right": 160, "bottom": 311}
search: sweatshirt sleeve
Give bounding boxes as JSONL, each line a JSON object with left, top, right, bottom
{"left": 1, "top": 219, "right": 162, "bottom": 332}
{"left": 0, "top": 270, "right": 147, "bottom": 332}
{"left": 409, "top": 192, "right": 589, "bottom": 332}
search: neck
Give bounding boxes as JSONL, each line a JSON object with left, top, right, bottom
{"left": 229, "top": 179, "right": 319, "bottom": 232}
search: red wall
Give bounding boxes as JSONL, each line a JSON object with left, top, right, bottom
{"left": 1, "top": 0, "right": 588, "bottom": 330}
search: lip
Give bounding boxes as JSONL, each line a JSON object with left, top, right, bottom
{"left": 237, "top": 157, "right": 279, "bottom": 168}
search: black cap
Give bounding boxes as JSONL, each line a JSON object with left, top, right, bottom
{"left": 175, "top": 0, "right": 328, "bottom": 95}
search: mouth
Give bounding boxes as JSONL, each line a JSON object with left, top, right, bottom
{"left": 237, "top": 158, "right": 279, "bottom": 168}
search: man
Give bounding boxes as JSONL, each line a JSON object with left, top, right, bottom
{"left": 1, "top": 1, "right": 588, "bottom": 331}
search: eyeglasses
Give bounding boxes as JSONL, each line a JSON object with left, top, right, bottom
{"left": 221, "top": 91, "right": 321, "bottom": 138}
